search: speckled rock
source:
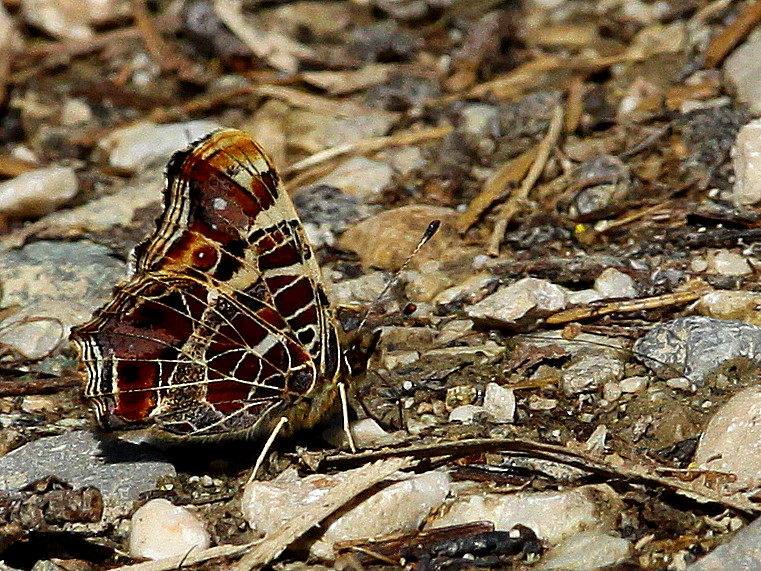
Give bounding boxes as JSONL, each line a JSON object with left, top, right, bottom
{"left": 634, "top": 316, "right": 761, "bottom": 384}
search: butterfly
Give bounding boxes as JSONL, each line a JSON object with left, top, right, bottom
{"left": 70, "top": 129, "right": 353, "bottom": 439}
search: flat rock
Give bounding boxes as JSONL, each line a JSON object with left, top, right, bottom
{"left": 432, "top": 484, "right": 623, "bottom": 546}
{"left": 314, "top": 156, "right": 393, "bottom": 201}
{"left": 634, "top": 316, "right": 761, "bottom": 384}
{"left": 0, "top": 431, "right": 175, "bottom": 504}
{"left": 100, "top": 120, "right": 221, "bottom": 170}
{"left": 0, "top": 166, "right": 78, "bottom": 220}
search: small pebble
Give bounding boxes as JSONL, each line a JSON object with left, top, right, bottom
{"left": 129, "top": 499, "right": 210, "bottom": 560}
{"left": 620, "top": 376, "right": 648, "bottom": 393}
{"left": 60, "top": 98, "right": 93, "bottom": 125}
{"left": 603, "top": 382, "right": 622, "bottom": 402}
{"left": 0, "top": 166, "right": 77, "bottom": 219}
{"left": 666, "top": 377, "right": 691, "bottom": 390}
{"left": 528, "top": 395, "right": 558, "bottom": 411}
{"left": 448, "top": 404, "right": 484, "bottom": 423}
{"left": 594, "top": 268, "right": 637, "bottom": 299}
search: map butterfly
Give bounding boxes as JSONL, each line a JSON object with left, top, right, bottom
{"left": 70, "top": 129, "right": 349, "bottom": 439}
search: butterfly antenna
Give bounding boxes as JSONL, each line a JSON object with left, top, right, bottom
{"left": 355, "top": 220, "right": 441, "bottom": 335}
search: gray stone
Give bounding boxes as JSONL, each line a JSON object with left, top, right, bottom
{"left": 0, "top": 241, "right": 126, "bottom": 361}
{"left": 634, "top": 316, "right": 761, "bottom": 384}
{"left": 0, "top": 430, "right": 175, "bottom": 503}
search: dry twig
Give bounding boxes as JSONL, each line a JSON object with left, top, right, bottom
{"left": 455, "top": 147, "right": 537, "bottom": 233}
{"left": 704, "top": 0, "right": 761, "bottom": 67}
{"left": 487, "top": 104, "right": 564, "bottom": 255}
{"left": 545, "top": 286, "right": 714, "bottom": 324}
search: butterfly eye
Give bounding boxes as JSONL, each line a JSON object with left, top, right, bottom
{"left": 192, "top": 244, "right": 218, "bottom": 270}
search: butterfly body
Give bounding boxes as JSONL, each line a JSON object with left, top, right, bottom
{"left": 70, "top": 129, "right": 345, "bottom": 439}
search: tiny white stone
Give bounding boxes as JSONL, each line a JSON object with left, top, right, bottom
{"left": 212, "top": 197, "right": 228, "bottom": 210}
{"left": 482, "top": 382, "right": 516, "bottom": 423}
{"left": 129, "top": 498, "right": 210, "bottom": 560}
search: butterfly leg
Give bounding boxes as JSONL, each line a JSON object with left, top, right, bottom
{"left": 338, "top": 382, "right": 356, "bottom": 453}
{"left": 247, "top": 415, "right": 289, "bottom": 485}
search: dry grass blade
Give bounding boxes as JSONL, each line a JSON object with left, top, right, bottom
{"left": 487, "top": 103, "right": 564, "bottom": 255}
{"left": 545, "top": 286, "right": 714, "bottom": 324}
{"left": 283, "top": 125, "right": 453, "bottom": 176}
{"left": 213, "top": 0, "right": 313, "bottom": 73}
{"left": 323, "top": 439, "right": 758, "bottom": 517}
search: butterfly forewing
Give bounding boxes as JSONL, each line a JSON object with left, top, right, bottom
{"left": 70, "top": 129, "right": 344, "bottom": 438}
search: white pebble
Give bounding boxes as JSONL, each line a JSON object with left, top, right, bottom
{"left": 482, "top": 383, "right": 516, "bottom": 423}
{"left": 432, "top": 484, "right": 622, "bottom": 545}
{"left": 731, "top": 119, "right": 761, "bottom": 205}
{"left": 0, "top": 166, "right": 77, "bottom": 219}
{"left": 129, "top": 499, "right": 210, "bottom": 560}
{"left": 61, "top": 98, "right": 93, "bottom": 125}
